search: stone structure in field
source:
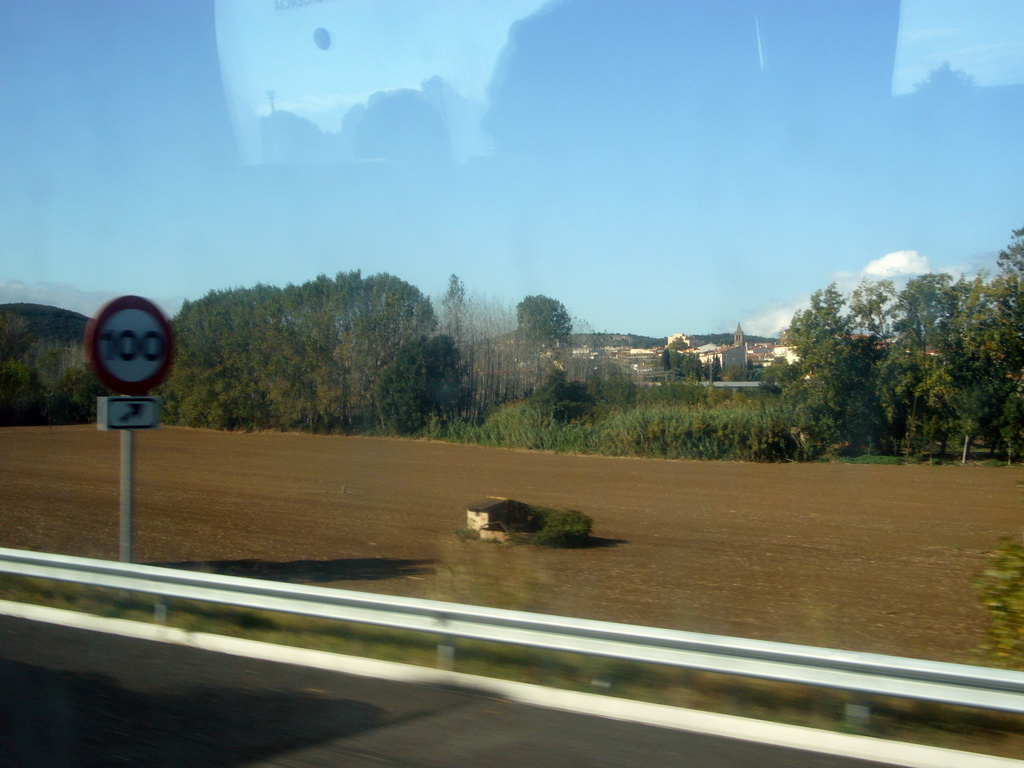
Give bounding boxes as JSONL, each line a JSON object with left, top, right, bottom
{"left": 465, "top": 497, "right": 535, "bottom": 542}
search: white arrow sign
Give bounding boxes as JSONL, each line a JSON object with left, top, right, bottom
{"left": 97, "top": 397, "right": 161, "bottom": 431}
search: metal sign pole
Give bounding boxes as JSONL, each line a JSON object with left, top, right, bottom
{"left": 120, "top": 429, "right": 134, "bottom": 563}
{"left": 86, "top": 296, "right": 173, "bottom": 565}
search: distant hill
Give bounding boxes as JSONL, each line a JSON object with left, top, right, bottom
{"left": 574, "top": 333, "right": 668, "bottom": 348}
{"left": 0, "top": 303, "right": 89, "bottom": 345}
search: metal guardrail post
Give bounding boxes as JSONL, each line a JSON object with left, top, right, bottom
{"left": 843, "top": 701, "right": 872, "bottom": 730}
{"left": 153, "top": 596, "right": 168, "bottom": 625}
{"left": 436, "top": 613, "right": 456, "bottom": 671}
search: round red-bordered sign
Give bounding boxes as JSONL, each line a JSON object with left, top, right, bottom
{"left": 85, "top": 296, "right": 175, "bottom": 396}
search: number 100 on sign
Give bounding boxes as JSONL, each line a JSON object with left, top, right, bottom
{"left": 85, "top": 296, "right": 174, "bottom": 396}
{"left": 98, "top": 310, "right": 167, "bottom": 382}
{"left": 100, "top": 326, "right": 165, "bottom": 364}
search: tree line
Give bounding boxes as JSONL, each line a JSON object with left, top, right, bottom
{"left": 0, "top": 309, "right": 103, "bottom": 426}
{"left": 160, "top": 271, "right": 581, "bottom": 433}
{"left": 2, "top": 227, "right": 1021, "bottom": 463}
{"left": 771, "top": 227, "right": 1024, "bottom": 460}
{"left": 152, "top": 267, "right": 821, "bottom": 463}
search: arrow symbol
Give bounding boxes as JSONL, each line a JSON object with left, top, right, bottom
{"left": 119, "top": 403, "right": 144, "bottom": 424}
{"left": 99, "top": 397, "right": 159, "bottom": 430}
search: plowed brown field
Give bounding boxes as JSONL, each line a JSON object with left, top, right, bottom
{"left": 1, "top": 425, "right": 1022, "bottom": 663}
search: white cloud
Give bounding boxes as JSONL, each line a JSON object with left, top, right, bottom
{"left": 742, "top": 296, "right": 810, "bottom": 338}
{"left": 862, "top": 250, "right": 931, "bottom": 278}
{"left": 0, "top": 280, "right": 113, "bottom": 316}
{"left": 741, "top": 250, "right": 933, "bottom": 335}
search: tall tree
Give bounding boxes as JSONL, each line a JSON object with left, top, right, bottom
{"left": 164, "top": 272, "right": 435, "bottom": 432}
{"left": 992, "top": 264, "right": 1024, "bottom": 460}
{"left": 849, "top": 279, "right": 895, "bottom": 339}
{"left": 881, "top": 274, "right": 959, "bottom": 456}
{"left": 515, "top": 294, "right": 572, "bottom": 392}
{"left": 943, "top": 277, "right": 1008, "bottom": 457}
{"left": 0, "top": 312, "right": 32, "bottom": 361}
{"left": 439, "top": 273, "right": 467, "bottom": 346}
{"left": 997, "top": 225, "right": 1024, "bottom": 275}
{"left": 377, "top": 335, "right": 466, "bottom": 434}
{"left": 516, "top": 295, "right": 572, "bottom": 349}
{"left": 992, "top": 226, "right": 1024, "bottom": 377}
{"left": 786, "top": 284, "right": 886, "bottom": 452}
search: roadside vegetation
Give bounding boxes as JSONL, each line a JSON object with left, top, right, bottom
{"left": 977, "top": 534, "right": 1024, "bottom": 670}
{"left": 430, "top": 396, "right": 804, "bottom": 462}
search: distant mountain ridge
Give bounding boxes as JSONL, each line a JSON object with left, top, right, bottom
{"left": 0, "top": 303, "right": 89, "bottom": 345}
{"left": 575, "top": 333, "right": 668, "bottom": 348}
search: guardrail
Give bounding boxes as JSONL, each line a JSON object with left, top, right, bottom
{"left": 3, "top": 546, "right": 1024, "bottom": 715}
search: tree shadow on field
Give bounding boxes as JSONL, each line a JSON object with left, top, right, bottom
{"left": 151, "top": 558, "right": 437, "bottom": 584}
{"left": 579, "top": 536, "right": 628, "bottom": 549}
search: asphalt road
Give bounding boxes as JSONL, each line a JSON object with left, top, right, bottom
{"left": 0, "top": 615, "right": 899, "bottom": 768}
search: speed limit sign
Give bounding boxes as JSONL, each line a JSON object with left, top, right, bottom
{"left": 85, "top": 296, "right": 174, "bottom": 396}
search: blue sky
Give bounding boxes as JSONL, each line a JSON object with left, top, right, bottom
{"left": 1, "top": 1, "right": 1023, "bottom": 337}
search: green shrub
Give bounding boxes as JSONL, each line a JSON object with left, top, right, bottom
{"left": 840, "top": 455, "right": 905, "bottom": 465}
{"left": 454, "top": 527, "right": 480, "bottom": 542}
{"left": 432, "top": 401, "right": 808, "bottom": 462}
{"left": 595, "top": 406, "right": 804, "bottom": 462}
{"left": 975, "top": 537, "right": 1024, "bottom": 668}
{"left": 531, "top": 369, "right": 595, "bottom": 424}
{"left": 0, "top": 359, "right": 45, "bottom": 426}
{"left": 533, "top": 508, "right": 593, "bottom": 548}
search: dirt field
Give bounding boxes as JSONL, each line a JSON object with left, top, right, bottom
{"left": 1, "top": 425, "right": 1022, "bottom": 664}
